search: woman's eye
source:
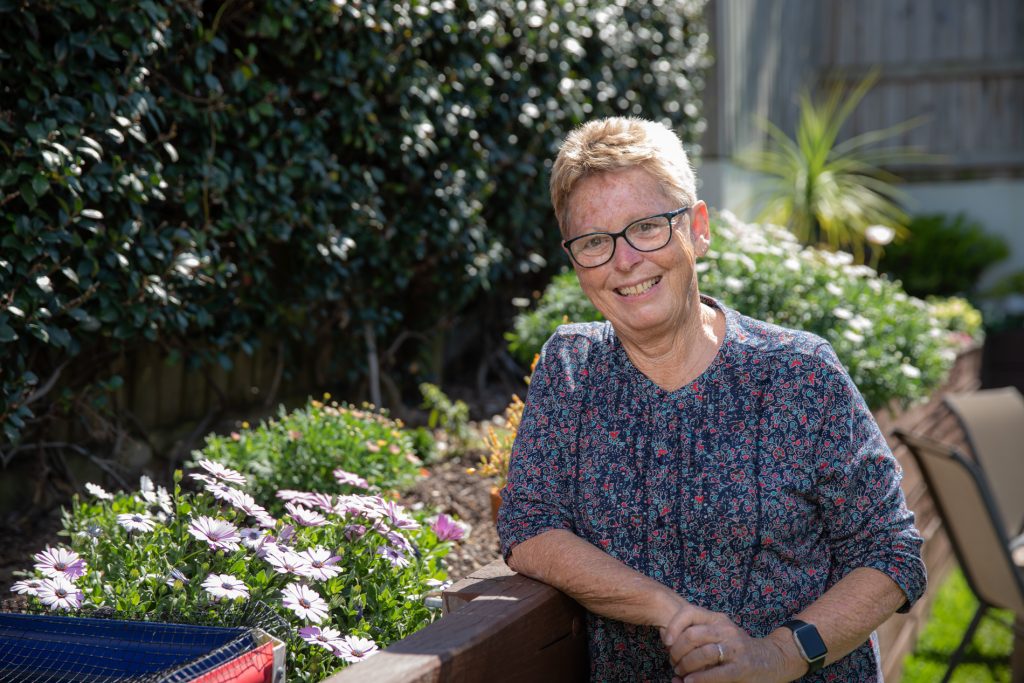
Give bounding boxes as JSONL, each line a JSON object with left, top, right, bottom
{"left": 583, "top": 236, "right": 608, "bottom": 251}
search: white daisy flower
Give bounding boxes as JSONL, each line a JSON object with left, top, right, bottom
{"left": 285, "top": 503, "right": 327, "bottom": 527}
{"left": 36, "top": 576, "right": 83, "bottom": 610}
{"left": 201, "top": 573, "right": 249, "bottom": 601}
{"left": 263, "top": 547, "right": 313, "bottom": 577}
{"left": 84, "top": 482, "right": 114, "bottom": 500}
{"left": 336, "top": 635, "right": 379, "bottom": 663}
{"left": 117, "top": 512, "right": 156, "bottom": 533}
{"left": 297, "top": 547, "right": 342, "bottom": 581}
{"left": 197, "top": 459, "right": 248, "bottom": 485}
{"left": 188, "top": 516, "right": 240, "bottom": 552}
{"left": 10, "top": 579, "right": 43, "bottom": 596}
{"left": 33, "top": 546, "right": 87, "bottom": 580}
{"left": 281, "top": 583, "right": 329, "bottom": 623}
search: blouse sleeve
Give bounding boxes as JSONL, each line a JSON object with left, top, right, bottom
{"left": 496, "top": 332, "right": 584, "bottom": 561}
{"left": 812, "top": 342, "right": 927, "bottom": 612}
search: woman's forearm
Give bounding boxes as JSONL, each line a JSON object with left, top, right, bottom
{"left": 507, "top": 528, "right": 687, "bottom": 628}
{"left": 765, "top": 567, "right": 908, "bottom": 678}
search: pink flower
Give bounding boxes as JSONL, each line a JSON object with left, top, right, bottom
{"left": 286, "top": 502, "right": 327, "bottom": 527}
{"left": 201, "top": 573, "right": 249, "bottom": 601}
{"left": 431, "top": 514, "right": 465, "bottom": 542}
{"left": 188, "top": 516, "right": 240, "bottom": 551}
{"left": 117, "top": 512, "right": 156, "bottom": 533}
{"left": 197, "top": 459, "right": 248, "bottom": 485}
{"left": 298, "top": 547, "right": 342, "bottom": 581}
{"left": 333, "top": 468, "right": 369, "bottom": 489}
{"left": 36, "top": 576, "right": 83, "bottom": 610}
{"left": 365, "top": 440, "right": 381, "bottom": 453}
{"left": 298, "top": 625, "right": 346, "bottom": 655}
{"left": 344, "top": 524, "right": 367, "bottom": 541}
{"left": 336, "top": 635, "right": 379, "bottom": 663}
{"left": 281, "top": 583, "right": 329, "bottom": 623}
{"left": 33, "top": 547, "right": 87, "bottom": 580}
{"left": 203, "top": 480, "right": 241, "bottom": 504}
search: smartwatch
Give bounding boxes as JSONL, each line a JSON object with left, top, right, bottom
{"left": 782, "top": 620, "right": 827, "bottom": 674}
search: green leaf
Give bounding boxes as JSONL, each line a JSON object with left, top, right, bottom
{"left": 0, "top": 323, "right": 17, "bottom": 342}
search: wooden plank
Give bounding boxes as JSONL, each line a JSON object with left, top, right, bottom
{"left": 325, "top": 560, "right": 587, "bottom": 683}
{"left": 131, "top": 344, "right": 161, "bottom": 429}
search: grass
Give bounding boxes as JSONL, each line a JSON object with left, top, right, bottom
{"left": 901, "top": 568, "right": 1014, "bottom": 682}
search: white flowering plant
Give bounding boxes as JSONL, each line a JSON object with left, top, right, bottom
{"left": 10, "top": 462, "right": 464, "bottom": 682}
{"left": 508, "top": 213, "right": 982, "bottom": 410}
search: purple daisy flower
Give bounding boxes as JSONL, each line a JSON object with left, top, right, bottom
{"left": 381, "top": 501, "right": 420, "bottom": 530}
{"left": 377, "top": 545, "right": 410, "bottom": 569}
{"left": 298, "top": 625, "right": 346, "bottom": 656}
{"left": 33, "top": 546, "right": 87, "bottom": 580}
{"left": 187, "top": 516, "right": 240, "bottom": 552}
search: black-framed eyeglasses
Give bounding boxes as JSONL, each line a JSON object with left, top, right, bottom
{"left": 562, "top": 207, "right": 691, "bottom": 268}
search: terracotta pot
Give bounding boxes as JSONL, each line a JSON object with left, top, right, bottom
{"left": 489, "top": 485, "right": 503, "bottom": 524}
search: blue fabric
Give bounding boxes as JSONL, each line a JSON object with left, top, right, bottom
{"left": 497, "top": 297, "right": 926, "bottom": 682}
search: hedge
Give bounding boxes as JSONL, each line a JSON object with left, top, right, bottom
{"left": 0, "top": 0, "right": 710, "bottom": 453}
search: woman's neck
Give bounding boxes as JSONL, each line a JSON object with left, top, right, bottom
{"left": 618, "top": 300, "right": 725, "bottom": 392}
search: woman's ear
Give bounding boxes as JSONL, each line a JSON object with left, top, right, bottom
{"left": 689, "top": 201, "right": 711, "bottom": 256}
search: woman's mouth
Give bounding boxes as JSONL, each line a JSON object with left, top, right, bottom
{"left": 615, "top": 276, "right": 661, "bottom": 297}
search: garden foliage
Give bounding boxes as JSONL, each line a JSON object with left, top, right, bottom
{"left": 878, "top": 213, "right": 1010, "bottom": 298}
{"left": 191, "top": 397, "right": 426, "bottom": 513}
{"left": 0, "top": 0, "right": 710, "bottom": 454}
{"left": 11, "top": 456, "right": 460, "bottom": 681}
{"left": 507, "top": 213, "right": 983, "bottom": 410}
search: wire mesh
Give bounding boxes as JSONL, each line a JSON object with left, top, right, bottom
{"left": 0, "top": 601, "right": 289, "bottom": 683}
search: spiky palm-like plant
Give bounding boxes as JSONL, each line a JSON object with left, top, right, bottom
{"left": 739, "top": 72, "right": 932, "bottom": 262}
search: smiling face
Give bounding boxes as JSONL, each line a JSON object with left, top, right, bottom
{"left": 565, "top": 167, "right": 709, "bottom": 344}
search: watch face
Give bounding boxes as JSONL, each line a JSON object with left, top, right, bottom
{"left": 795, "top": 624, "right": 828, "bottom": 660}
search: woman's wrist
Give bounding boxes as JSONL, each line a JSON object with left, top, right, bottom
{"left": 765, "top": 627, "right": 811, "bottom": 681}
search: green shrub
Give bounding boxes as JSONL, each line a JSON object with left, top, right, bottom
{"left": 0, "top": 0, "right": 709, "bottom": 455}
{"left": 878, "top": 213, "right": 1009, "bottom": 297}
{"left": 192, "top": 398, "right": 424, "bottom": 512}
{"left": 11, "top": 465, "right": 455, "bottom": 682}
{"left": 507, "top": 213, "right": 983, "bottom": 410}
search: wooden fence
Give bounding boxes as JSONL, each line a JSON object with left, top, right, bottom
{"left": 703, "top": 0, "right": 1024, "bottom": 178}
{"left": 329, "top": 349, "right": 982, "bottom": 682}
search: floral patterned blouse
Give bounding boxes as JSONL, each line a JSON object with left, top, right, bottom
{"left": 497, "top": 297, "right": 926, "bottom": 682}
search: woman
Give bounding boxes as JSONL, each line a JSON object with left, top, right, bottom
{"left": 496, "top": 117, "right": 926, "bottom": 682}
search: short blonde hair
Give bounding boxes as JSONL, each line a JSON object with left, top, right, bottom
{"left": 549, "top": 117, "right": 697, "bottom": 236}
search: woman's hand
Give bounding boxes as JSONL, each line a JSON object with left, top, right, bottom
{"left": 659, "top": 604, "right": 801, "bottom": 683}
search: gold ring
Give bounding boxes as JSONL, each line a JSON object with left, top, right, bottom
{"left": 716, "top": 642, "right": 725, "bottom": 665}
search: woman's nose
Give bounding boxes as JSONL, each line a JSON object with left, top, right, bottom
{"left": 611, "top": 235, "right": 643, "bottom": 270}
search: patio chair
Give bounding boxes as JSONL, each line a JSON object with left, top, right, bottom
{"left": 894, "top": 428, "right": 1024, "bottom": 683}
{"left": 945, "top": 387, "right": 1024, "bottom": 538}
